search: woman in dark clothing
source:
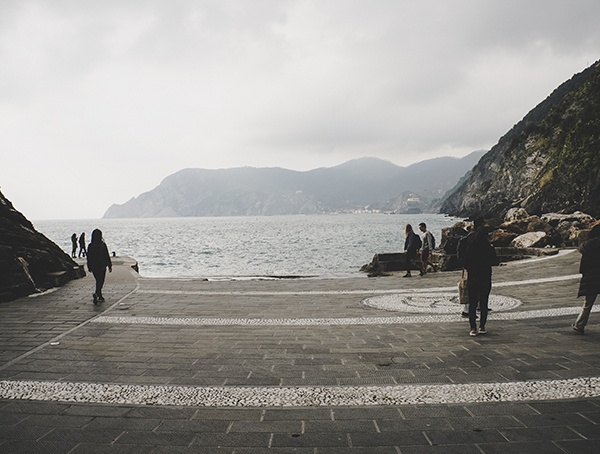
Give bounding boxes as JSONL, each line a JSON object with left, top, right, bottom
{"left": 71, "top": 233, "right": 78, "bottom": 258}
{"left": 403, "top": 224, "right": 420, "bottom": 278}
{"left": 573, "top": 223, "right": 600, "bottom": 334}
{"left": 78, "top": 232, "right": 87, "bottom": 258}
{"left": 87, "top": 229, "right": 112, "bottom": 304}
{"left": 459, "top": 217, "right": 498, "bottom": 337}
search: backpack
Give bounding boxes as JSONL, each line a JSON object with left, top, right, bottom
{"left": 426, "top": 231, "right": 435, "bottom": 250}
{"left": 415, "top": 232, "right": 423, "bottom": 249}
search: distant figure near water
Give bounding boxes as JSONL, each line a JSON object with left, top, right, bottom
{"left": 403, "top": 224, "right": 421, "bottom": 278}
{"left": 572, "top": 223, "right": 600, "bottom": 334}
{"left": 71, "top": 233, "right": 77, "bottom": 258}
{"left": 418, "top": 222, "right": 435, "bottom": 276}
{"left": 87, "top": 229, "right": 112, "bottom": 305}
{"left": 78, "top": 232, "right": 87, "bottom": 258}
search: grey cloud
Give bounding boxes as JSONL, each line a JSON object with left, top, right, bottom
{"left": 2, "top": 0, "right": 600, "bottom": 219}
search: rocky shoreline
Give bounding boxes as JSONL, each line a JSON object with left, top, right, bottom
{"left": 362, "top": 208, "right": 597, "bottom": 276}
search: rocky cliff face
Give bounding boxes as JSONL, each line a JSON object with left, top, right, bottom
{"left": 440, "top": 60, "right": 600, "bottom": 219}
{"left": 0, "top": 190, "right": 84, "bottom": 302}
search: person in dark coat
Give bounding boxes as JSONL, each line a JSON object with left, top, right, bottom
{"left": 572, "top": 223, "right": 600, "bottom": 334}
{"left": 403, "top": 224, "right": 420, "bottom": 278}
{"left": 458, "top": 217, "right": 498, "bottom": 337}
{"left": 78, "top": 232, "right": 87, "bottom": 258}
{"left": 71, "top": 233, "right": 78, "bottom": 258}
{"left": 87, "top": 229, "right": 112, "bottom": 304}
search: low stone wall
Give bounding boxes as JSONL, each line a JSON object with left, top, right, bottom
{"left": 360, "top": 252, "right": 423, "bottom": 276}
{"left": 362, "top": 246, "right": 561, "bottom": 276}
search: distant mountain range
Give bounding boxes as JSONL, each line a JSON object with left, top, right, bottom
{"left": 103, "top": 152, "right": 485, "bottom": 218}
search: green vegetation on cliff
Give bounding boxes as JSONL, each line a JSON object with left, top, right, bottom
{"left": 441, "top": 60, "right": 600, "bottom": 218}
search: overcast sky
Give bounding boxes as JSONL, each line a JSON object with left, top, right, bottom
{"left": 2, "top": 0, "right": 600, "bottom": 220}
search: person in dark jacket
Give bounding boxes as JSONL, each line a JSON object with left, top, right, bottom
{"left": 78, "top": 232, "right": 87, "bottom": 258}
{"left": 572, "top": 223, "right": 600, "bottom": 334}
{"left": 403, "top": 224, "right": 420, "bottom": 278}
{"left": 71, "top": 233, "right": 78, "bottom": 258}
{"left": 458, "top": 217, "right": 498, "bottom": 337}
{"left": 87, "top": 229, "right": 112, "bottom": 304}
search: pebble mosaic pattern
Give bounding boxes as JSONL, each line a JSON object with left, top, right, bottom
{"left": 362, "top": 293, "right": 522, "bottom": 313}
{"left": 2, "top": 377, "right": 600, "bottom": 407}
{"left": 92, "top": 305, "right": 592, "bottom": 327}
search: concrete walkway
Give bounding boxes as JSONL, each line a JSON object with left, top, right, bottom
{"left": 2, "top": 250, "right": 600, "bottom": 453}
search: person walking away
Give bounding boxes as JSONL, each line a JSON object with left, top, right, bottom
{"left": 87, "top": 229, "right": 112, "bottom": 304}
{"left": 418, "top": 222, "right": 435, "bottom": 276}
{"left": 78, "top": 232, "right": 87, "bottom": 258}
{"left": 403, "top": 224, "right": 421, "bottom": 278}
{"left": 457, "top": 217, "right": 498, "bottom": 337}
{"left": 572, "top": 223, "right": 600, "bottom": 334}
{"left": 71, "top": 233, "right": 78, "bottom": 258}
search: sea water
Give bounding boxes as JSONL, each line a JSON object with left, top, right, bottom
{"left": 34, "top": 214, "right": 461, "bottom": 279}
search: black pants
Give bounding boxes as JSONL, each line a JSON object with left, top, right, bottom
{"left": 468, "top": 274, "right": 492, "bottom": 331}
{"left": 92, "top": 268, "right": 107, "bottom": 297}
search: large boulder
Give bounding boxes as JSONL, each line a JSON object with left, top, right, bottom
{"left": 489, "top": 229, "right": 519, "bottom": 247}
{"left": 541, "top": 211, "right": 596, "bottom": 228}
{"left": 499, "top": 219, "right": 530, "bottom": 235}
{"left": 504, "top": 208, "right": 530, "bottom": 222}
{"left": 526, "top": 215, "right": 553, "bottom": 233}
{"left": 0, "top": 190, "right": 85, "bottom": 302}
{"left": 440, "top": 222, "right": 469, "bottom": 255}
{"left": 541, "top": 212, "right": 596, "bottom": 246}
{"left": 510, "top": 231, "right": 547, "bottom": 248}
{"left": 500, "top": 215, "right": 552, "bottom": 237}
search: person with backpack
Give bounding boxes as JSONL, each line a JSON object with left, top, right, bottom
{"left": 457, "top": 217, "right": 498, "bottom": 337}
{"left": 418, "top": 222, "right": 435, "bottom": 276}
{"left": 403, "top": 224, "right": 421, "bottom": 277}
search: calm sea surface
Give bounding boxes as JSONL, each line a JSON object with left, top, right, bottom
{"left": 34, "top": 214, "right": 460, "bottom": 279}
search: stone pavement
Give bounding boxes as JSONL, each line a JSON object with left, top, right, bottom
{"left": 2, "top": 250, "right": 600, "bottom": 453}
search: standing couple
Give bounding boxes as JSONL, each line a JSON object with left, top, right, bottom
{"left": 403, "top": 222, "right": 435, "bottom": 278}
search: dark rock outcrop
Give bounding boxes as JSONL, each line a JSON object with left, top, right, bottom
{"left": 360, "top": 252, "right": 430, "bottom": 276}
{"left": 440, "top": 60, "right": 600, "bottom": 219}
{"left": 0, "top": 190, "right": 85, "bottom": 302}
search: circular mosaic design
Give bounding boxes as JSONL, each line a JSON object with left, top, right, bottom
{"left": 362, "top": 293, "right": 522, "bottom": 314}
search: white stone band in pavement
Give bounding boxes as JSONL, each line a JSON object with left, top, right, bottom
{"left": 92, "top": 305, "right": 594, "bottom": 327}
{"left": 135, "top": 274, "right": 580, "bottom": 296}
{"left": 2, "top": 377, "right": 600, "bottom": 407}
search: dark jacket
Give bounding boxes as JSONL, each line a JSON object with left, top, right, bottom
{"left": 459, "top": 228, "right": 498, "bottom": 279}
{"left": 578, "top": 237, "right": 600, "bottom": 297}
{"left": 404, "top": 232, "right": 420, "bottom": 256}
{"left": 87, "top": 241, "right": 112, "bottom": 273}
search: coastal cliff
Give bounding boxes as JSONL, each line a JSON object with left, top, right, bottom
{"left": 440, "top": 60, "right": 600, "bottom": 219}
{"left": 0, "top": 190, "right": 85, "bottom": 302}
